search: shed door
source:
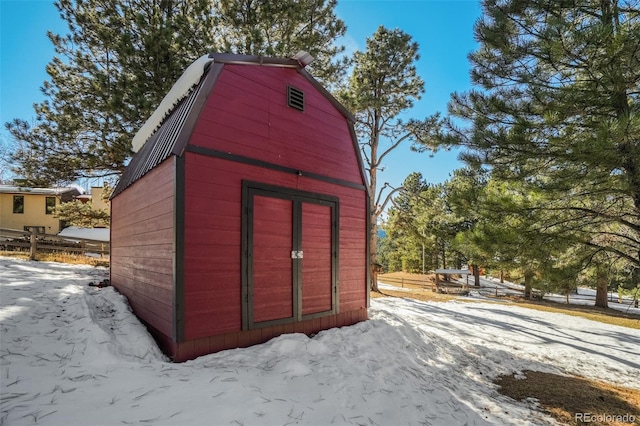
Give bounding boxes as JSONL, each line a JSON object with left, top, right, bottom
{"left": 301, "top": 203, "right": 333, "bottom": 315}
{"left": 243, "top": 182, "right": 338, "bottom": 330}
{"left": 252, "top": 196, "right": 294, "bottom": 323}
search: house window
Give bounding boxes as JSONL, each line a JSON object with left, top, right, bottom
{"left": 24, "top": 226, "right": 45, "bottom": 234}
{"left": 45, "top": 197, "right": 56, "bottom": 215}
{"left": 13, "top": 196, "right": 24, "bottom": 214}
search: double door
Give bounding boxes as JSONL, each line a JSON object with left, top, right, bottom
{"left": 242, "top": 182, "right": 338, "bottom": 329}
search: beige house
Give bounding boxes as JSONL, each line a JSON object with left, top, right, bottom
{"left": 91, "top": 186, "right": 109, "bottom": 211}
{"left": 76, "top": 186, "right": 109, "bottom": 211}
{"left": 0, "top": 186, "right": 80, "bottom": 234}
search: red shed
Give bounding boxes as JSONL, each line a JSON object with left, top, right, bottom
{"left": 110, "top": 53, "right": 369, "bottom": 361}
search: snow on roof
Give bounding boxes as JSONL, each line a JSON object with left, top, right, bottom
{"left": 131, "top": 54, "right": 214, "bottom": 152}
{"left": 0, "top": 185, "right": 80, "bottom": 196}
{"left": 68, "top": 183, "right": 86, "bottom": 194}
{"left": 58, "top": 226, "right": 110, "bottom": 242}
{"left": 435, "top": 269, "right": 472, "bottom": 275}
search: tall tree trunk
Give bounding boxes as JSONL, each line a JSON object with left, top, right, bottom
{"left": 370, "top": 212, "right": 379, "bottom": 292}
{"left": 368, "top": 122, "right": 379, "bottom": 293}
{"left": 524, "top": 270, "right": 534, "bottom": 299}
{"left": 595, "top": 267, "right": 609, "bottom": 308}
{"left": 634, "top": 252, "right": 640, "bottom": 290}
{"left": 472, "top": 264, "right": 480, "bottom": 286}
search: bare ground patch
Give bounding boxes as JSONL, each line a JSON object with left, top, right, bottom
{"left": 371, "top": 288, "right": 462, "bottom": 303}
{"left": 495, "top": 371, "right": 640, "bottom": 425}
{"left": 0, "top": 250, "right": 109, "bottom": 267}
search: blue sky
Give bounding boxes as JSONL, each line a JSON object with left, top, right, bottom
{"left": 0, "top": 0, "right": 481, "bottom": 189}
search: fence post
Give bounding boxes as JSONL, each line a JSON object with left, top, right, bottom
{"left": 401, "top": 277, "right": 404, "bottom": 288}
{"left": 29, "top": 230, "right": 37, "bottom": 260}
{"left": 495, "top": 287, "right": 498, "bottom": 297}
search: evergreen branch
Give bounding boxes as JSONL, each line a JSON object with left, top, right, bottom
{"left": 545, "top": 206, "right": 640, "bottom": 233}
{"left": 584, "top": 241, "right": 640, "bottom": 267}
{"left": 375, "top": 183, "right": 404, "bottom": 216}
{"left": 376, "top": 132, "right": 413, "bottom": 166}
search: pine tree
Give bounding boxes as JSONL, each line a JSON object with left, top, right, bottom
{"left": 451, "top": 177, "right": 580, "bottom": 296}
{"left": 338, "top": 26, "right": 441, "bottom": 291}
{"left": 445, "top": 0, "right": 640, "bottom": 306}
{"left": 384, "top": 173, "right": 432, "bottom": 273}
{"left": 384, "top": 170, "right": 474, "bottom": 275}
{"left": 115, "top": 0, "right": 217, "bottom": 127}
{"left": 6, "top": 0, "right": 346, "bottom": 185}
{"left": 214, "top": 0, "right": 348, "bottom": 86}
{"left": 54, "top": 200, "right": 110, "bottom": 228}
{"left": 6, "top": 0, "right": 216, "bottom": 185}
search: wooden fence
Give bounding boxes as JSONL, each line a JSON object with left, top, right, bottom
{"left": 475, "top": 285, "right": 541, "bottom": 299}
{"left": 378, "top": 274, "right": 473, "bottom": 294}
{"left": 378, "top": 273, "right": 544, "bottom": 299}
{"left": 0, "top": 227, "right": 109, "bottom": 259}
{"left": 377, "top": 275, "right": 437, "bottom": 292}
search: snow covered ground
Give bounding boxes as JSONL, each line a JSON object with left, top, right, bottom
{"left": 460, "top": 276, "right": 640, "bottom": 316}
{"left": 1, "top": 256, "right": 638, "bottom": 426}
{"left": 386, "top": 274, "right": 640, "bottom": 316}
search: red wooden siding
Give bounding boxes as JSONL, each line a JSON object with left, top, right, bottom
{"left": 335, "top": 190, "right": 368, "bottom": 312}
{"left": 110, "top": 158, "right": 175, "bottom": 339}
{"left": 252, "top": 195, "right": 294, "bottom": 322}
{"left": 301, "top": 202, "right": 332, "bottom": 315}
{"left": 183, "top": 153, "right": 366, "bottom": 341}
{"left": 182, "top": 154, "right": 241, "bottom": 338}
{"left": 189, "top": 65, "right": 364, "bottom": 187}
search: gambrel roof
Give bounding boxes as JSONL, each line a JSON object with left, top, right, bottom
{"left": 112, "top": 53, "right": 362, "bottom": 198}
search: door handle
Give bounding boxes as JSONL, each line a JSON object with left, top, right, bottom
{"left": 291, "top": 250, "right": 304, "bottom": 259}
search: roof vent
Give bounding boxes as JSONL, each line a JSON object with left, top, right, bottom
{"left": 292, "top": 51, "right": 314, "bottom": 67}
{"left": 287, "top": 86, "right": 304, "bottom": 112}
